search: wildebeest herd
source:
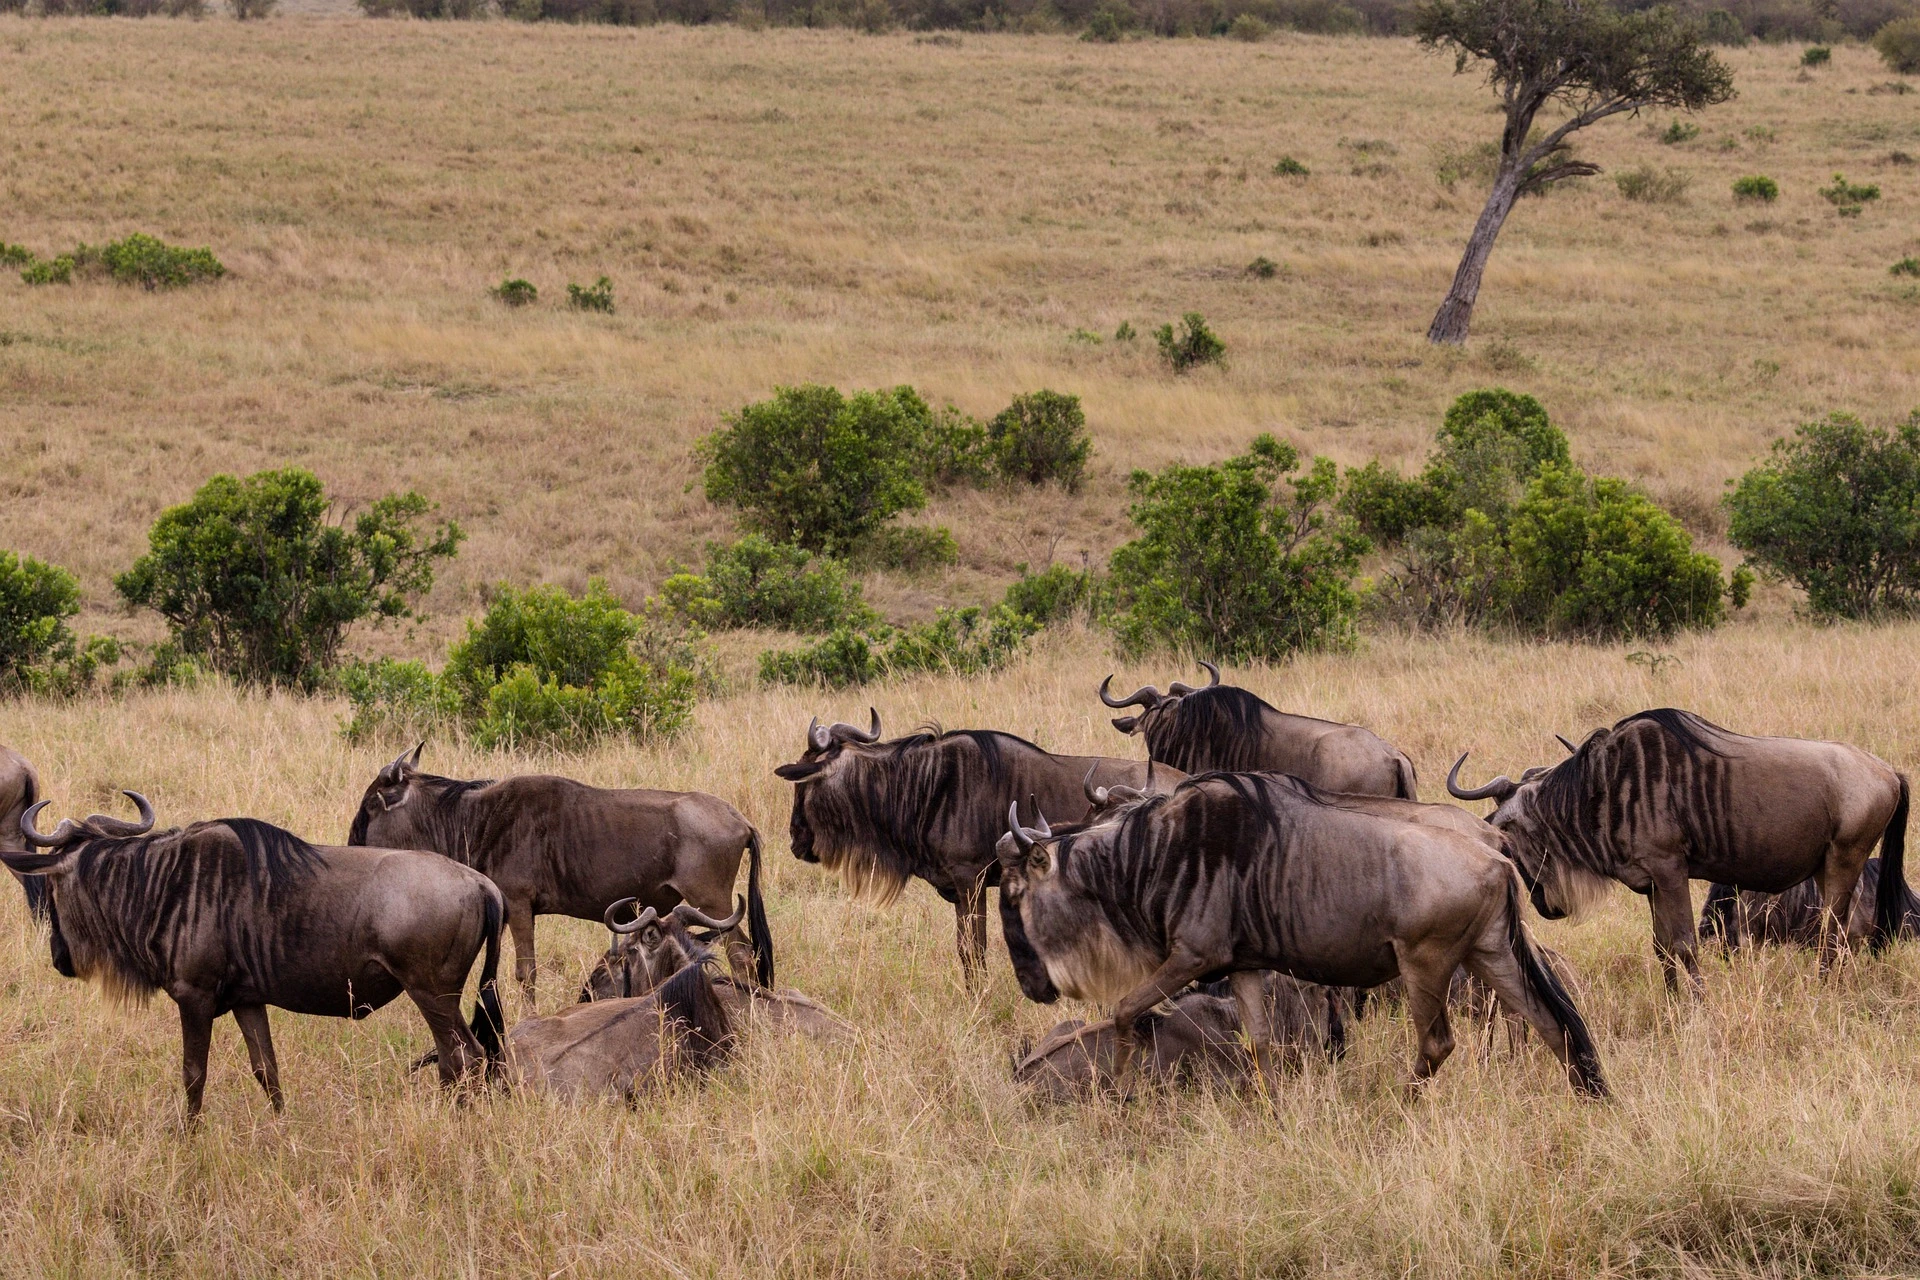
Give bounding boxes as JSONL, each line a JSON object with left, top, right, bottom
{"left": 0, "top": 666, "right": 1909, "bottom": 1118}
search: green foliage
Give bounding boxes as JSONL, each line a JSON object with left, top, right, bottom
{"left": 1247, "top": 256, "right": 1280, "bottom": 278}
{"left": 1659, "top": 119, "right": 1700, "bottom": 144}
{"left": 1114, "top": 321, "right": 1137, "bottom": 341}
{"left": 1726, "top": 411, "right": 1920, "bottom": 618}
{"left": 0, "top": 551, "right": 119, "bottom": 696}
{"left": 114, "top": 468, "right": 463, "bottom": 689}
{"left": 852, "top": 525, "right": 960, "bottom": 573}
{"left": 1154, "top": 312, "right": 1226, "bottom": 373}
{"left": 917, "top": 403, "right": 995, "bottom": 488}
{"left": 1820, "top": 174, "right": 1880, "bottom": 214}
{"left": 758, "top": 605, "right": 1040, "bottom": 689}
{"left": 988, "top": 390, "right": 1093, "bottom": 491}
{"left": 699, "top": 384, "right": 929, "bottom": 556}
{"left": 0, "top": 243, "right": 33, "bottom": 267}
{"left": 1893, "top": 257, "right": 1920, "bottom": 278}
{"left": 1875, "top": 17, "right": 1920, "bottom": 73}
{"left": 1732, "top": 174, "right": 1779, "bottom": 201}
{"left": 1228, "top": 12, "right": 1268, "bottom": 39}
{"left": 493, "top": 278, "right": 538, "bottom": 307}
{"left": 1800, "top": 44, "right": 1831, "bottom": 65}
{"left": 1082, "top": 2, "right": 1132, "bottom": 39}
{"left": 98, "top": 234, "right": 224, "bottom": 289}
{"left": 567, "top": 276, "right": 615, "bottom": 312}
{"left": 1272, "top": 156, "right": 1310, "bottom": 177}
{"left": 1001, "top": 562, "right": 1102, "bottom": 627}
{"left": 21, "top": 256, "right": 73, "bottom": 286}
{"left": 1108, "top": 434, "right": 1367, "bottom": 662}
{"left": 1615, "top": 165, "right": 1691, "bottom": 203}
{"left": 658, "top": 535, "right": 875, "bottom": 633}
{"left": 337, "top": 658, "right": 459, "bottom": 745}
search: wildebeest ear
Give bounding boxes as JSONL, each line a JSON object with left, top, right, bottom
{"left": 1111, "top": 715, "right": 1140, "bottom": 734}
{"left": 773, "top": 760, "right": 826, "bottom": 782}
{"left": 0, "top": 849, "right": 69, "bottom": 875}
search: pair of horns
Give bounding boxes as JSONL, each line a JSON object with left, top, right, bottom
{"left": 380, "top": 741, "right": 425, "bottom": 781}
{"left": 1098, "top": 660, "right": 1219, "bottom": 710}
{"left": 806, "top": 708, "right": 882, "bottom": 752}
{"left": 1081, "top": 763, "right": 1146, "bottom": 809}
{"left": 21, "top": 792, "right": 157, "bottom": 848}
{"left": 604, "top": 895, "right": 745, "bottom": 935}
{"left": 1446, "top": 734, "right": 1581, "bottom": 803}
{"left": 1007, "top": 800, "right": 1053, "bottom": 851}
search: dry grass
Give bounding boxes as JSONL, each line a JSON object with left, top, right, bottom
{"left": 6, "top": 16, "right": 1920, "bottom": 1277}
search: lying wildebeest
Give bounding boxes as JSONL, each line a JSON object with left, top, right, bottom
{"left": 1015, "top": 972, "right": 1343, "bottom": 1101}
{"left": 579, "top": 897, "right": 852, "bottom": 1040}
{"left": 999, "top": 773, "right": 1608, "bottom": 1096}
{"left": 348, "top": 744, "right": 772, "bottom": 1000}
{"left": 1700, "top": 857, "right": 1920, "bottom": 949}
{"left": 1449, "top": 708, "right": 1911, "bottom": 992}
{"left": 4, "top": 794, "right": 504, "bottom": 1119}
{"left": 1, "top": 744, "right": 45, "bottom": 917}
{"left": 772, "top": 711, "right": 1181, "bottom": 981}
{"left": 1100, "top": 661, "right": 1416, "bottom": 798}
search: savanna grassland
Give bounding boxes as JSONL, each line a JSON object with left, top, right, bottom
{"left": 4, "top": 13, "right": 1920, "bottom": 1278}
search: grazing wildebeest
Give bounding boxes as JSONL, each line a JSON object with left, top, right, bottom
{"left": 4, "top": 795, "right": 504, "bottom": 1119}
{"left": 1100, "top": 662, "right": 1417, "bottom": 797}
{"left": 347, "top": 744, "right": 772, "bottom": 1001}
{"left": 1448, "top": 708, "right": 1911, "bottom": 992}
{"left": 1700, "top": 858, "right": 1920, "bottom": 949}
{"left": 1015, "top": 973, "right": 1344, "bottom": 1101}
{"left": 772, "top": 711, "right": 1182, "bottom": 982}
{"left": 1, "top": 745, "right": 46, "bottom": 917}
{"left": 998, "top": 773, "right": 1608, "bottom": 1096}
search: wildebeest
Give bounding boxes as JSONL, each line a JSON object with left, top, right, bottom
{"left": 1700, "top": 857, "right": 1920, "bottom": 949}
{"left": 4, "top": 794, "right": 504, "bottom": 1119}
{"left": 1100, "top": 662, "right": 1417, "bottom": 798}
{"left": 998, "top": 773, "right": 1608, "bottom": 1096}
{"left": 347, "top": 744, "right": 772, "bottom": 1001}
{"left": 1014, "top": 973, "right": 1343, "bottom": 1101}
{"left": 1, "top": 744, "right": 45, "bottom": 917}
{"left": 1449, "top": 708, "right": 1911, "bottom": 991}
{"left": 772, "top": 711, "right": 1182, "bottom": 981}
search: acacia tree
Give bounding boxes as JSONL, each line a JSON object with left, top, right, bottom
{"left": 1414, "top": 0, "right": 1734, "bottom": 345}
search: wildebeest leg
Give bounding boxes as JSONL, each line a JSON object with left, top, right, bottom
{"left": 233, "top": 1004, "right": 284, "bottom": 1112}
{"left": 1107, "top": 942, "right": 1213, "bottom": 1094}
{"left": 954, "top": 879, "right": 989, "bottom": 985}
{"left": 1397, "top": 952, "right": 1456, "bottom": 1095}
{"left": 1815, "top": 850, "right": 1869, "bottom": 974}
{"left": 1648, "top": 868, "right": 1704, "bottom": 995}
{"left": 175, "top": 996, "right": 216, "bottom": 1121}
{"left": 1228, "top": 970, "right": 1279, "bottom": 1087}
{"left": 506, "top": 898, "right": 537, "bottom": 1004}
{"left": 407, "top": 987, "right": 481, "bottom": 1087}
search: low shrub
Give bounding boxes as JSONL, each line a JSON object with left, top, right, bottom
{"left": 1247, "top": 256, "right": 1280, "bottom": 278}
{"left": 1435, "top": 141, "right": 1500, "bottom": 189}
{"left": 1875, "top": 16, "right": 1920, "bottom": 72}
{"left": 658, "top": 535, "right": 875, "bottom": 632}
{"left": 1820, "top": 173, "right": 1880, "bottom": 212}
{"left": 0, "top": 551, "right": 120, "bottom": 697}
{"left": 493, "top": 278, "right": 538, "bottom": 307}
{"left": 1228, "top": 11, "right": 1268, "bottom": 38}
{"left": 1001, "top": 561, "right": 1102, "bottom": 626}
{"left": 989, "top": 390, "right": 1092, "bottom": 491}
{"left": 568, "top": 276, "right": 615, "bottom": 312}
{"left": 337, "top": 658, "right": 459, "bottom": 745}
{"left": 758, "top": 605, "right": 1039, "bottom": 688}
{"left": 97, "top": 234, "right": 224, "bottom": 289}
{"left": 1726, "top": 410, "right": 1920, "bottom": 618}
{"left": 1732, "top": 174, "right": 1779, "bottom": 201}
{"left": 1154, "top": 312, "right": 1226, "bottom": 372}
{"left": 21, "top": 257, "right": 73, "bottom": 286}
{"left": 1659, "top": 120, "right": 1701, "bottom": 144}
{"left": 1114, "top": 320, "right": 1137, "bottom": 340}
{"left": 1081, "top": 2, "right": 1132, "bottom": 39}
{"left": 1893, "top": 257, "right": 1920, "bottom": 277}
{"left": 1801, "top": 44, "right": 1831, "bottom": 65}
{"left": 0, "top": 243, "right": 32, "bottom": 267}
{"left": 917, "top": 402, "right": 995, "bottom": 488}
{"left": 1615, "top": 165, "right": 1691, "bottom": 203}
{"left": 1272, "top": 156, "right": 1310, "bottom": 177}
{"left": 852, "top": 524, "right": 960, "bottom": 572}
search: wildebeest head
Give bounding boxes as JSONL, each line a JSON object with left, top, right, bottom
{"left": 1097, "top": 660, "right": 1220, "bottom": 738}
{"left": 1447, "top": 733, "right": 1605, "bottom": 920}
{"left": 4, "top": 792, "right": 159, "bottom": 981}
{"left": 770, "top": 709, "right": 883, "bottom": 868}
{"left": 346, "top": 742, "right": 487, "bottom": 849}
{"left": 580, "top": 895, "right": 744, "bottom": 1002}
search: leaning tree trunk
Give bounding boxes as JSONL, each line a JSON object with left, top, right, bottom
{"left": 1427, "top": 167, "right": 1525, "bottom": 346}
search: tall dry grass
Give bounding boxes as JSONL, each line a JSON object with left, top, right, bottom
{"left": 4, "top": 622, "right": 1920, "bottom": 1275}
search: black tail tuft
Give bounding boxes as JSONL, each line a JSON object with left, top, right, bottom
{"left": 744, "top": 829, "right": 775, "bottom": 987}
{"left": 468, "top": 890, "right": 506, "bottom": 1064}
{"left": 1873, "top": 774, "right": 1911, "bottom": 952}
{"left": 1506, "top": 874, "right": 1607, "bottom": 1097}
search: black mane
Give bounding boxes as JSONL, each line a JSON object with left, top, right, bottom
{"left": 348, "top": 769, "right": 493, "bottom": 846}
{"left": 1145, "top": 686, "right": 1278, "bottom": 773}
{"left": 1613, "top": 708, "right": 1733, "bottom": 759}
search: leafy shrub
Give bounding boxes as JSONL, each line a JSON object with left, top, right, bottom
{"left": 1801, "top": 44, "right": 1831, "bottom": 65}
{"left": 989, "top": 390, "right": 1093, "bottom": 491}
{"left": 1108, "top": 435, "right": 1367, "bottom": 661}
{"left": 1247, "top": 256, "right": 1280, "bottom": 278}
{"left": 0, "top": 244, "right": 32, "bottom": 267}
{"left": 493, "top": 278, "right": 538, "bottom": 307}
{"left": 1659, "top": 120, "right": 1701, "bottom": 144}
{"left": 1615, "top": 165, "right": 1691, "bottom": 203}
{"left": 1001, "top": 561, "right": 1102, "bottom": 626}
{"left": 1893, "top": 257, "right": 1920, "bottom": 277}
{"left": 337, "top": 659, "right": 459, "bottom": 745}
{"left": 1732, "top": 174, "right": 1779, "bottom": 201}
{"left": 1114, "top": 321, "right": 1137, "bottom": 340}
{"left": 568, "top": 276, "right": 615, "bottom": 312}
{"left": 1820, "top": 173, "right": 1880, "bottom": 213}
{"left": 1875, "top": 16, "right": 1920, "bottom": 72}
{"left": 97, "top": 235, "right": 224, "bottom": 290}
{"left": 1228, "top": 12, "right": 1268, "bottom": 37}
{"left": 115, "top": 468, "right": 463, "bottom": 689}
{"left": 1726, "top": 411, "right": 1920, "bottom": 618}
{"left": 917, "top": 402, "right": 995, "bottom": 488}
{"left": 0, "top": 551, "right": 119, "bottom": 696}
{"left": 1082, "top": 2, "right": 1132, "bottom": 39}
{"left": 699, "top": 384, "right": 928, "bottom": 555}
{"left": 851, "top": 525, "right": 960, "bottom": 573}
{"left": 759, "top": 605, "right": 1039, "bottom": 688}
{"left": 1273, "top": 156, "right": 1310, "bottom": 177}
{"left": 658, "top": 535, "right": 875, "bottom": 632}
{"left": 1154, "top": 312, "right": 1226, "bottom": 373}
{"left": 21, "top": 257, "right": 73, "bottom": 286}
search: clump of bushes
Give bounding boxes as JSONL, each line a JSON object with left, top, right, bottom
{"left": 1343, "top": 389, "right": 1742, "bottom": 639}
{"left": 0, "top": 551, "right": 120, "bottom": 697}
{"left": 1876, "top": 16, "right": 1920, "bottom": 72}
{"left": 1273, "top": 156, "right": 1310, "bottom": 177}
{"left": 1615, "top": 165, "right": 1691, "bottom": 203}
{"left": 1726, "top": 411, "right": 1920, "bottom": 618}
{"left": 568, "top": 276, "right": 615, "bottom": 312}
{"left": 758, "top": 605, "right": 1039, "bottom": 688}
{"left": 493, "top": 278, "right": 538, "bottom": 307}
{"left": 1820, "top": 173, "right": 1879, "bottom": 215}
{"left": 1893, "top": 257, "right": 1920, "bottom": 277}
{"left": 1154, "top": 312, "right": 1226, "bottom": 372}
{"left": 1732, "top": 174, "right": 1779, "bottom": 201}
{"left": 1247, "top": 256, "right": 1280, "bottom": 278}
{"left": 851, "top": 525, "right": 961, "bottom": 573}
{"left": 20, "top": 256, "right": 74, "bottom": 286}
{"left": 659, "top": 535, "right": 876, "bottom": 632}
{"left": 1108, "top": 434, "right": 1366, "bottom": 661}
{"left": 1081, "top": 2, "right": 1133, "bottom": 40}
{"left": 1002, "top": 561, "right": 1103, "bottom": 626}
{"left": 115, "top": 468, "right": 463, "bottom": 690}
{"left": 1801, "top": 44, "right": 1831, "bottom": 66}
{"left": 13, "top": 235, "right": 223, "bottom": 290}
{"left": 0, "top": 244, "right": 32, "bottom": 267}
{"left": 1659, "top": 120, "right": 1700, "bottom": 145}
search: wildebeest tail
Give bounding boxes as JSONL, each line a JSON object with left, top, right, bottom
{"left": 14, "top": 769, "right": 50, "bottom": 922}
{"left": 1394, "top": 755, "right": 1418, "bottom": 801}
{"left": 468, "top": 889, "right": 506, "bottom": 1063}
{"left": 1698, "top": 880, "right": 1738, "bottom": 946}
{"left": 1504, "top": 873, "right": 1607, "bottom": 1097}
{"left": 745, "top": 828, "right": 775, "bottom": 987}
{"left": 1873, "top": 773, "right": 1911, "bottom": 951}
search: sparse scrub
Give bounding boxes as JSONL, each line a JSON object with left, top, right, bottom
{"left": 1732, "top": 174, "right": 1778, "bottom": 201}
{"left": 1272, "top": 155, "right": 1310, "bottom": 176}
{"left": 1820, "top": 173, "right": 1879, "bottom": 214}
{"left": 1800, "top": 44, "right": 1831, "bottom": 65}
{"left": 1893, "top": 257, "right": 1920, "bottom": 277}
{"left": 493, "top": 277, "right": 538, "bottom": 307}
{"left": 567, "top": 276, "right": 615, "bottom": 312}
{"left": 1081, "top": 2, "right": 1132, "bottom": 39}
{"left": 20, "top": 256, "right": 73, "bottom": 286}
{"left": 1247, "top": 255, "right": 1280, "bottom": 278}
{"left": 1615, "top": 164, "right": 1692, "bottom": 203}
{"left": 1153, "top": 312, "right": 1226, "bottom": 372}
{"left": 758, "top": 603, "right": 1038, "bottom": 687}
{"left": 1659, "top": 119, "right": 1700, "bottom": 144}
{"left": 1875, "top": 16, "right": 1920, "bottom": 72}
{"left": 228, "top": 0, "right": 276, "bottom": 18}
{"left": 0, "top": 243, "right": 32, "bottom": 267}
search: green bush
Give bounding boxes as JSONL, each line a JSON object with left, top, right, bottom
{"left": 1801, "top": 44, "right": 1831, "bottom": 66}
{"left": 493, "top": 278, "right": 538, "bottom": 307}
{"left": 1659, "top": 120, "right": 1701, "bottom": 144}
{"left": 989, "top": 390, "right": 1093, "bottom": 491}
{"left": 1114, "top": 321, "right": 1137, "bottom": 341}
{"left": 1893, "top": 257, "right": 1920, "bottom": 277}
{"left": 658, "top": 535, "right": 875, "bottom": 633}
{"left": 1228, "top": 12, "right": 1268, "bottom": 38}
{"left": 1082, "top": 2, "right": 1132, "bottom": 39}
{"left": 1726, "top": 411, "right": 1920, "bottom": 618}
{"left": 0, "top": 243, "right": 32, "bottom": 267}
{"left": 97, "top": 234, "right": 224, "bottom": 290}
{"left": 1820, "top": 174, "right": 1880, "bottom": 213}
{"left": 567, "top": 276, "right": 615, "bottom": 312}
{"left": 1247, "top": 256, "right": 1280, "bottom": 278}
{"left": 115, "top": 468, "right": 463, "bottom": 689}
{"left": 21, "top": 256, "right": 73, "bottom": 286}
{"left": 1273, "top": 156, "right": 1310, "bottom": 177}
{"left": 1615, "top": 165, "right": 1691, "bottom": 203}
{"left": 1875, "top": 17, "right": 1920, "bottom": 72}
{"left": 758, "top": 605, "right": 1040, "bottom": 688}
{"left": 1108, "top": 434, "right": 1367, "bottom": 661}
{"left": 1001, "top": 561, "right": 1101, "bottom": 626}
{"left": 699, "top": 383, "right": 929, "bottom": 555}
{"left": 0, "top": 551, "right": 119, "bottom": 696}
{"left": 1733, "top": 174, "right": 1779, "bottom": 201}
{"left": 1154, "top": 312, "right": 1226, "bottom": 373}
{"left": 337, "top": 658, "right": 459, "bottom": 745}
{"left": 917, "top": 403, "right": 995, "bottom": 488}
{"left": 851, "top": 525, "right": 960, "bottom": 573}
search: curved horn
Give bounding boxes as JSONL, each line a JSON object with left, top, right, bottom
{"left": 1098, "top": 675, "right": 1161, "bottom": 710}
{"left": 83, "top": 791, "right": 156, "bottom": 838}
{"left": 407, "top": 739, "right": 425, "bottom": 767}
{"left": 1555, "top": 734, "right": 1577, "bottom": 756}
{"left": 605, "top": 898, "right": 660, "bottom": 935}
{"left": 1446, "top": 752, "right": 1519, "bottom": 803}
{"left": 673, "top": 896, "right": 745, "bottom": 933}
{"left": 1007, "top": 800, "right": 1033, "bottom": 852}
{"left": 808, "top": 716, "right": 830, "bottom": 752}
{"left": 1083, "top": 763, "right": 1103, "bottom": 806}
{"left": 19, "top": 800, "right": 77, "bottom": 849}
{"left": 827, "top": 708, "right": 881, "bottom": 744}
{"left": 1199, "top": 659, "right": 1220, "bottom": 687}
